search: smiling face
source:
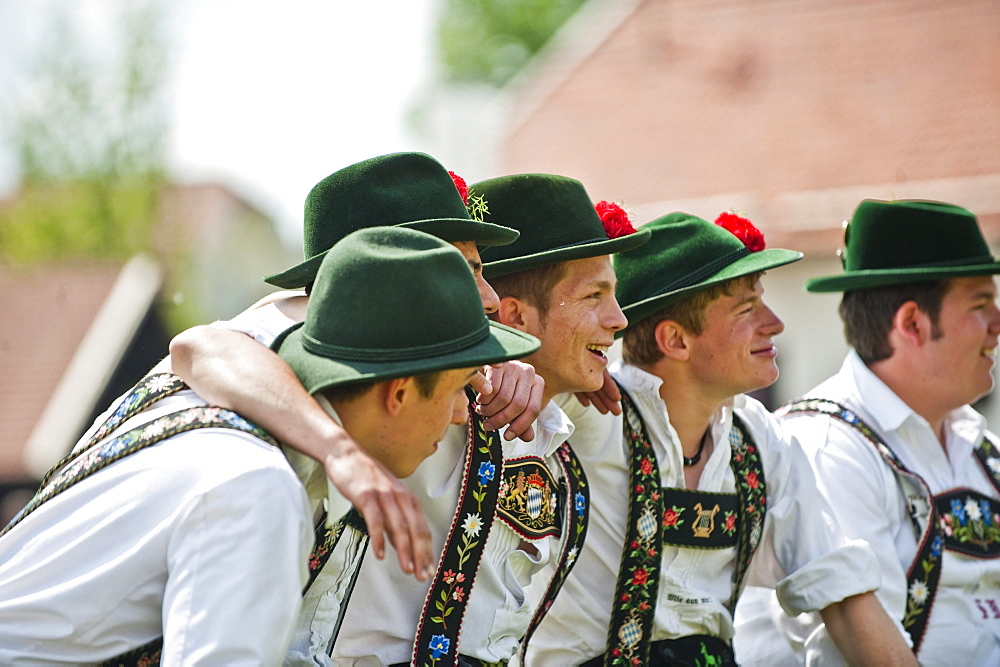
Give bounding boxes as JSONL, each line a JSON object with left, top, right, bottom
{"left": 920, "top": 276, "right": 1000, "bottom": 410}
{"left": 685, "top": 276, "right": 785, "bottom": 402}
{"left": 514, "top": 255, "right": 627, "bottom": 400}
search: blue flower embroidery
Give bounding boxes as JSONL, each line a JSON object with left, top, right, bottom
{"left": 981, "top": 500, "right": 993, "bottom": 527}
{"left": 429, "top": 634, "right": 450, "bottom": 659}
{"left": 478, "top": 461, "right": 495, "bottom": 485}
{"left": 951, "top": 498, "right": 967, "bottom": 526}
{"left": 930, "top": 535, "right": 943, "bottom": 558}
{"left": 575, "top": 492, "right": 586, "bottom": 517}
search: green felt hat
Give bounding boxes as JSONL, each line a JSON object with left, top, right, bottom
{"left": 615, "top": 211, "right": 803, "bottom": 328}
{"left": 264, "top": 152, "right": 519, "bottom": 288}
{"left": 473, "top": 174, "right": 650, "bottom": 279}
{"left": 273, "top": 227, "right": 540, "bottom": 394}
{"left": 807, "top": 199, "right": 1000, "bottom": 292}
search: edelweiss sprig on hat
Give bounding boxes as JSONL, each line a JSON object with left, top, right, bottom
{"left": 614, "top": 210, "right": 803, "bottom": 329}
{"left": 470, "top": 174, "right": 650, "bottom": 279}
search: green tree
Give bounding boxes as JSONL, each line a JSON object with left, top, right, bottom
{"left": 0, "top": 1, "right": 169, "bottom": 263}
{"left": 436, "top": 0, "right": 588, "bottom": 87}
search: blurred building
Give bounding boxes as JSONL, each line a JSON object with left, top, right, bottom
{"left": 447, "top": 0, "right": 1000, "bottom": 412}
{"left": 0, "top": 183, "right": 297, "bottom": 521}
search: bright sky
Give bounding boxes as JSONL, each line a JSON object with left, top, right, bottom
{"left": 0, "top": 0, "right": 441, "bottom": 244}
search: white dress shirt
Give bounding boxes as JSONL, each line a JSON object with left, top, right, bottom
{"left": 525, "top": 362, "right": 878, "bottom": 664}
{"left": 736, "top": 351, "right": 1000, "bottom": 666}
{"left": 0, "top": 388, "right": 313, "bottom": 665}
{"left": 332, "top": 400, "right": 574, "bottom": 665}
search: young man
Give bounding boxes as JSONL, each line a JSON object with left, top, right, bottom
{"left": 738, "top": 199, "right": 1000, "bottom": 665}
{"left": 331, "top": 173, "right": 649, "bottom": 664}
{"left": 167, "top": 152, "right": 543, "bottom": 582}
{"left": 525, "top": 211, "right": 914, "bottom": 666}
{"left": 0, "top": 226, "right": 538, "bottom": 664}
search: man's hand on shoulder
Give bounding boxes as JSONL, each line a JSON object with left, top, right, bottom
{"left": 322, "top": 444, "right": 434, "bottom": 581}
{"left": 470, "top": 361, "right": 544, "bottom": 441}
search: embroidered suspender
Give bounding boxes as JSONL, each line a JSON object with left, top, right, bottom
{"left": 727, "top": 414, "right": 767, "bottom": 611}
{"left": 520, "top": 440, "right": 590, "bottom": 654}
{"left": 603, "top": 388, "right": 666, "bottom": 666}
{"left": 410, "top": 393, "right": 504, "bottom": 666}
{"left": 0, "top": 374, "right": 278, "bottom": 667}
{"left": 780, "top": 398, "right": 946, "bottom": 653}
{"left": 603, "top": 392, "right": 767, "bottom": 665}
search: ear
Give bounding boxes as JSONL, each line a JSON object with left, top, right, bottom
{"left": 891, "top": 300, "right": 931, "bottom": 348}
{"left": 496, "top": 296, "right": 537, "bottom": 333}
{"left": 654, "top": 319, "right": 691, "bottom": 361}
{"left": 381, "top": 376, "right": 414, "bottom": 416}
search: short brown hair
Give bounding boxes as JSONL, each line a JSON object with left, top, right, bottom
{"left": 321, "top": 370, "right": 444, "bottom": 405}
{"left": 488, "top": 263, "right": 567, "bottom": 322}
{"left": 622, "top": 273, "right": 763, "bottom": 367}
{"left": 840, "top": 280, "right": 949, "bottom": 364}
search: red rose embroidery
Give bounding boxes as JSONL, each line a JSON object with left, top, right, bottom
{"left": 715, "top": 211, "right": 765, "bottom": 252}
{"left": 640, "top": 457, "right": 653, "bottom": 475}
{"left": 663, "top": 508, "right": 679, "bottom": 526}
{"left": 746, "top": 471, "right": 759, "bottom": 489}
{"left": 595, "top": 200, "right": 637, "bottom": 239}
{"left": 724, "top": 513, "right": 736, "bottom": 532}
{"left": 632, "top": 568, "right": 649, "bottom": 586}
{"left": 449, "top": 170, "right": 469, "bottom": 205}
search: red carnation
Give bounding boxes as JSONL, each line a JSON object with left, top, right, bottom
{"left": 449, "top": 170, "right": 469, "bottom": 205}
{"left": 596, "top": 200, "right": 637, "bottom": 239}
{"left": 715, "top": 211, "right": 765, "bottom": 252}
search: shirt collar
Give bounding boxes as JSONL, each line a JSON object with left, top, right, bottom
{"left": 844, "top": 349, "right": 987, "bottom": 439}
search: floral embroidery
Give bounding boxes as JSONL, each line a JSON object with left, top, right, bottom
{"left": 938, "top": 493, "right": 1000, "bottom": 549}
{"left": 428, "top": 634, "right": 450, "bottom": 662}
{"left": 663, "top": 506, "right": 684, "bottom": 529}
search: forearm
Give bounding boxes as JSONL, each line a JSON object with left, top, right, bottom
{"left": 170, "top": 326, "right": 352, "bottom": 462}
{"left": 819, "top": 592, "right": 917, "bottom": 666}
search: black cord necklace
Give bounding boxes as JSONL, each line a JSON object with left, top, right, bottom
{"left": 683, "top": 431, "right": 710, "bottom": 467}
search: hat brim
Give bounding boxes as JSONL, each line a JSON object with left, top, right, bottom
{"left": 264, "top": 219, "right": 521, "bottom": 289}
{"left": 620, "top": 248, "right": 803, "bottom": 331}
{"left": 483, "top": 227, "right": 652, "bottom": 279}
{"left": 806, "top": 262, "right": 1000, "bottom": 292}
{"left": 272, "top": 320, "right": 541, "bottom": 395}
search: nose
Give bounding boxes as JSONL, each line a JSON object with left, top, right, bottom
{"left": 604, "top": 296, "right": 628, "bottom": 333}
{"left": 451, "top": 394, "right": 470, "bottom": 425}
{"left": 987, "top": 301, "right": 1000, "bottom": 335}
{"left": 478, "top": 275, "right": 501, "bottom": 314}
{"left": 761, "top": 304, "right": 785, "bottom": 336}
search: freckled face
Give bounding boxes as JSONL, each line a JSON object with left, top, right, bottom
{"left": 518, "top": 255, "right": 627, "bottom": 398}
{"left": 687, "top": 278, "right": 785, "bottom": 401}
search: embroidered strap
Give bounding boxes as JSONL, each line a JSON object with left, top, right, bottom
{"left": 972, "top": 436, "right": 1000, "bottom": 495}
{"left": 659, "top": 488, "right": 739, "bottom": 549}
{"left": 411, "top": 393, "right": 503, "bottom": 666}
{"left": 1, "top": 374, "right": 276, "bottom": 666}
{"left": 521, "top": 440, "right": 589, "bottom": 656}
{"left": 603, "top": 387, "right": 664, "bottom": 666}
{"left": 780, "top": 398, "right": 941, "bottom": 653}
{"left": 496, "top": 457, "right": 562, "bottom": 539}
{"left": 934, "top": 488, "right": 1000, "bottom": 558}
{"left": 727, "top": 414, "right": 767, "bottom": 611}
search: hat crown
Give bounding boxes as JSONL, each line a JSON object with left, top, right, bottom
{"left": 616, "top": 213, "right": 749, "bottom": 307}
{"left": 843, "top": 199, "right": 991, "bottom": 272}
{"left": 302, "top": 152, "right": 472, "bottom": 258}
{"left": 474, "top": 174, "right": 651, "bottom": 278}
{"left": 305, "top": 227, "right": 486, "bottom": 359}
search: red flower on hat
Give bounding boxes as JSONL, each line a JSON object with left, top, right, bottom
{"left": 449, "top": 170, "right": 469, "bottom": 205}
{"left": 596, "top": 200, "right": 637, "bottom": 239}
{"left": 715, "top": 211, "right": 765, "bottom": 252}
